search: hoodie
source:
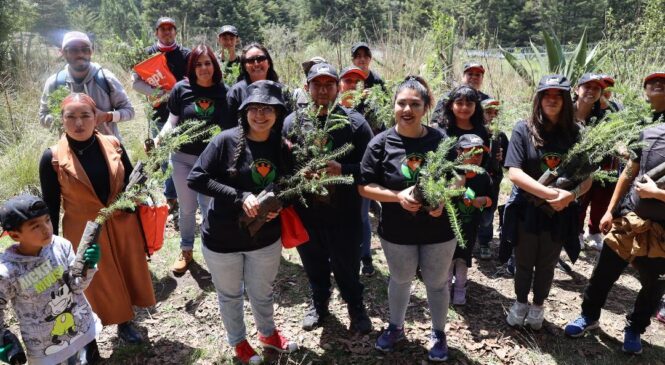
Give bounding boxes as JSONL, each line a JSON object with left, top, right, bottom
{"left": 0, "top": 235, "right": 101, "bottom": 365}
{"left": 39, "top": 62, "right": 135, "bottom": 141}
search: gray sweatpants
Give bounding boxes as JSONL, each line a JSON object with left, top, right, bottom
{"left": 514, "top": 220, "right": 563, "bottom": 305}
{"left": 380, "top": 238, "right": 456, "bottom": 331}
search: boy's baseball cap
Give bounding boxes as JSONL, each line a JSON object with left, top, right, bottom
{"left": 0, "top": 194, "right": 50, "bottom": 232}
{"left": 644, "top": 71, "right": 665, "bottom": 88}
{"left": 457, "top": 134, "right": 485, "bottom": 149}
{"left": 155, "top": 17, "right": 177, "bottom": 29}
{"left": 307, "top": 63, "right": 339, "bottom": 82}
{"left": 218, "top": 25, "right": 239, "bottom": 36}
{"left": 481, "top": 98, "right": 501, "bottom": 110}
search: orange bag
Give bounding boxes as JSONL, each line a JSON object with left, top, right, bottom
{"left": 137, "top": 204, "right": 169, "bottom": 256}
{"left": 280, "top": 206, "right": 309, "bottom": 248}
{"left": 133, "top": 53, "right": 177, "bottom": 91}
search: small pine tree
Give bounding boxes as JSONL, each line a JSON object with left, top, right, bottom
{"left": 46, "top": 86, "right": 71, "bottom": 134}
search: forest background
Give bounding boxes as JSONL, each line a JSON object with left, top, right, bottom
{"left": 0, "top": 0, "right": 664, "bottom": 364}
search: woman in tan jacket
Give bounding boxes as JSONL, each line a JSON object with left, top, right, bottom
{"left": 39, "top": 93, "right": 155, "bottom": 345}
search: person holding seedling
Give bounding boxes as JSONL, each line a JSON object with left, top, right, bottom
{"left": 359, "top": 76, "right": 456, "bottom": 362}
{"left": 0, "top": 194, "right": 101, "bottom": 365}
{"left": 187, "top": 80, "right": 298, "bottom": 364}
{"left": 283, "top": 63, "right": 374, "bottom": 335}
{"left": 217, "top": 25, "right": 240, "bottom": 69}
{"left": 449, "top": 134, "right": 493, "bottom": 305}
{"left": 477, "top": 98, "right": 508, "bottom": 260}
{"left": 39, "top": 93, "right": 155, "bottom": 344}
{"left": 503, "top": 75, "right": 590, "bottom": 331}
{"left": 157, "top": 45, "right": 231, "bottom": 274}
{"left": 564, "top": 71, "right": 665, "bottom": 355}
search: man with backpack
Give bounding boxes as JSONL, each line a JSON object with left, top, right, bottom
{"left": 39, "top": 31, "right": 134, "bottom": 140}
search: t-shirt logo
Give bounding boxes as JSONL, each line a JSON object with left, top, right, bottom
{"left": 541, "top": 153, "right": 562, "bottom": 172}
{"left": 194, "top": 98, "right": 215, "bottom": 118}
{"left": 401, "top": 153, "right": 425, "bottom": 184}
{"left": 251, "top": 159, "right": 276, "bottom": 188}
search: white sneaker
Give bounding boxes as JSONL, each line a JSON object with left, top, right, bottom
{"left": 586, "top": 233, "right": 603, "bottom": 251}
{"left": 578, "top": 233, "right": 585, "bottom": 250}
{"left": 525, "top": 305, "right": 545, "bottom": 330}
{"left": 506, "top": 301, "right": 528, "bottom": 327}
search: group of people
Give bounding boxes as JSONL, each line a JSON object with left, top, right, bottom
{"left": 0, "top": 15, "right": 663, "bottom": 365}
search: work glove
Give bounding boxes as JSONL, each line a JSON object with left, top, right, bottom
{"left": 83, "top": 243, "right": 101, "bottom": 268}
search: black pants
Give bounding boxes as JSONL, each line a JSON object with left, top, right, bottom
{"left": 297, "top": 221, "right": 364, "bottom": 306}
{"left": 581, "top": 244, "right": 665, "bottom": 333}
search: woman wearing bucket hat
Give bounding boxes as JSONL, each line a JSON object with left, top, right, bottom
{"left": 156, "top": 44, "right": 232, "bottom": 274}
{"left": 187, "top": 80, "right": 298, "bottom": 364}
{"left": 502, "top": 74, "right": 589, "bottom": 330}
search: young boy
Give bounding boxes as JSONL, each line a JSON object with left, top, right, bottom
{"left": 450, "top": 134, "right": 493, "bottom": 305}
{"left": 0, "top": 194, "right": 101, "bottom": 365}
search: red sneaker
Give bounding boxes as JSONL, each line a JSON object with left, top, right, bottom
{"left": 234, "top": 339, "right": 262, "bottom": 364}
{"left": 258, "top": 329, "right": 298, "bottom": 353}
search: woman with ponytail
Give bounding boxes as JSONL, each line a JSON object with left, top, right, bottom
{"left": 187, "top": 80, "right": 298, "bottom": 364}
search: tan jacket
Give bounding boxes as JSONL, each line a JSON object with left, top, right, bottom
{"left": 604, "top": 212, "right": 665, "bottom": 262}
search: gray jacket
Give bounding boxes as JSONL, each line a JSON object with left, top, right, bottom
{"left": 39, "top": 62, "right": 135, "bottom": 140}
{"left": 0, "top": 235, "right": 100, "bottom": 365}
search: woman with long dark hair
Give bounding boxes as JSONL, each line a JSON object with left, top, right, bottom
{"left": 503, "top": 74, "right": 590, "bottom": 330}
{"left": 157, "top": 44, "right": 231, "bottom": 274}
{"left": 359, "top": 76, "right": 456, "bottom": 362}
{"left": 187, "top": 80, "right": 297, "bottom": 364}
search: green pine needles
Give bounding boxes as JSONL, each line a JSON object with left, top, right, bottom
{"left": 46, "top": 86, "right": 71, "bottom": 134}
{"left": 413, "top": 137, "right": 485, "bottom": 247}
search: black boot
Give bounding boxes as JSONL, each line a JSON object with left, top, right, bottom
{"left": 348, "top": 302, "right": 372, "bottom": 334}
{"left": 118, "top": 321, "right": 144, "bottom": 344}
{"left": 302, "top": 299, "right": 330, "bottom": 331}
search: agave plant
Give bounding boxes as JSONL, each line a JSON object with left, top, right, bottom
{"left": 500, "top": 29, "right": 605, "bottom": 87}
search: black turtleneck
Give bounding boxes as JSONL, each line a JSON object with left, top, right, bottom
{"left": 39, "top": 135, "right": 132, "bottom": 234}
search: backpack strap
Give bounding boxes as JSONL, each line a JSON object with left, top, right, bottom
{"left": 50, "top": 69, "right": 68, "bottom": 93}
{"left": 94, "top": 68, "right": 112, "bottom": 95}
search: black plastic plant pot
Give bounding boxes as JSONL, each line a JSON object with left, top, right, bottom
{"left": 71, "top": 221, "right": 102, "bottom": 278}
{"left": 239, "top": 184, "right": 284, "bottom": 237}
{"left": 411, "top": 181, "right": 437, "bottom": 212}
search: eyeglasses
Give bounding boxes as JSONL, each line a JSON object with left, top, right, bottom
{"left": 244, "top": 55, "right": 268, "bottom": 64}
{"left": 247, "top": 105, "right": 276, "bottom": 115}
{"left": 64, "top": 46, "right": 92, "bottom": 55}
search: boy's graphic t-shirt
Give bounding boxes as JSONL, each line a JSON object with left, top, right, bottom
{"left": 0, "top": 236, "right": 100, "bottom": 365}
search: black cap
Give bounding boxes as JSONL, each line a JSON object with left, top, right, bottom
{"left": 155, "top": 17, "right": 177, "bottom": 30}
{"left": 239, "top": 80, "right": 287, "bottom": 111}
{"left": 340, "top": 65, "right": 367, "bottom": 80}
{"left": 644, "top": 71, "right": 665, "bottom": 88}
{"left": 576, "top": 73, "right": 605, "bottom": 87}
{"left": 218, "top": 25, "right": 238, "bottom": 36}
{"left": 0, "top": 194, "right": 50, "bottom": 231}
{"left": 463, "top": 62, "right": 485, "bottom": 74}
{"left": 307, "top": 63, "right": 339, "bottom": 82}
{"left": 351, "top": 42, "right": 371, "bottom": 57}
{"left": 536, "top": 74, "right": 571, "bottom": 92}
{"left": 457, "top": 134, "right": 485, "bottom": 149}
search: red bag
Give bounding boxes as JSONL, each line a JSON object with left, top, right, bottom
{"left": 133, "top": 53, "right": 177, "bottom": 91}
{"left": 280, "top": 206, "right": 309, "bottom": 248}
{"left": 138, "top": 204, "right": 169, "bottom": 255}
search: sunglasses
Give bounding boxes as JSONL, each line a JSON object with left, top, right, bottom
{"left": 64, "top": 46, "right": 92, "bottom": 55}
{"left": 244, "top": 55, "right": 268, "bottom": 64}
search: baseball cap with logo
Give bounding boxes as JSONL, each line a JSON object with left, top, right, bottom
{"left": 576, "top": 73, "right": 605, "bottom": 88}
{"left": 307, "top": 63, "right": 339, "bottom": 82}
{"left": 218, "top": 25, "right": 239, "bottom": 37}
{"left": 643, "top": 71, "right": 665, "bottom": 88}
{"left": 536, "top": 74, "right": 571, "bottom": 93}
{"left": 463, "top": 62, "right": 485, "bottom": 74}
{"left": 457, "top": 134, "right": 485, "bottom": 149}
{"left": 340, "top": 66, "right": 367, "bottom": 80}
{"left": 61, "top": 31, "right": 91, "bottom": 50}
{"left": 155, "top": 17, "right": 177, "bottom": 30}
{"left": 0, "top": 194, "right": 50, "bottom": 232}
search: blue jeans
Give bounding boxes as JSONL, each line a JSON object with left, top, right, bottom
{"left": 170, "top": 151, "right": 211, "bottom": 250}
{"left": 360, "top": 198, "right": 372, "bottom": 259}
{"left": 202, "top": 241, "right": 282, "bottom": 346}
{"left": 152, "top": 121, "right": 176, "bottom": 200}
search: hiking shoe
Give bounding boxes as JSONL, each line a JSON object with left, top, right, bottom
{"left": 361, "top": 257, "right": 375, "bottom": 276}
{"left": 172, "top": 250, "right": 193, "bottom": 274}
{"left": 452, "top": 285, "right": 467, "bottom": 306}
{"left": 234, "top": 339, "right": 262, "bottom": 364}
{"left": 557, "top": 259, "right": 573, "bottom": 274}
{"left": 428, "top": 330, "right": 449, "bottom": 362}
{"left": 259, "top": 329, "right": 298, "bottom": 353}
{"left": 564, "top": 315, "right": 600, "bottom": 338}
{"left": 480, "top": 246, "right": 492, "bottom": 260}
{"left": 117, "top": 322, "right": 143, "bottom": 344}
{"left": 348, "top": 303, "right": 372, "bottom": 334}
{"left": 656, "top": 303, "right": 665, "bottom": 324}
{"left": 302, "top": 300, "right": 329, "bottom": 331}
{"left": 375, "top": 324, "right": 405, "bottom": 352}
{"left": 622, "top": 327, "right": 642, "bottom": 355}
{"left": 506, "top": 301, "right": 528, "bottom": 327}
{"left": 585, "top": 233, "right": 603, "bottom": 251}
{"left": 525, "top": 305, "right": 545, "bottom": 330}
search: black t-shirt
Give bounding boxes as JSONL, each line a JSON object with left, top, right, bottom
{"left": 167, "top": 79, "right": 231, "bottom": 155}
{"left": 443, "top": 122, "right": 491, "bottom": 168}
{"left": 359, "top": 126, "right": 455, "bottom": 245}
{"left": 187, "top": 127, "right": 291, "bottom": 253}
{"left": 365, "top": 70, "right": 386, "bottom": 90}
{"left": 144, "top": 44, "right": 191, "bottom": 127}
{"left": 453, "top": 170, "right": 492, "bottom": 266}
{"left": 619, "top": 122, "right": 665, "bottom": 223}
{"left": 283, "top": 106, "right": 374, "bottom": 228}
